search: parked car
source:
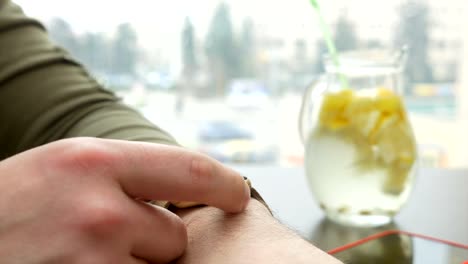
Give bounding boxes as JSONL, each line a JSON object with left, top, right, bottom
{"left": 226, "top": 79, "right": 270, "bottom": 110}
{"left": 197, "top": 121, "right": 277, "bottom": 163}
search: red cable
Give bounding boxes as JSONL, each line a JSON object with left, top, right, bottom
{"left": 328, "top": 229, "right": 468, "bottom": 255}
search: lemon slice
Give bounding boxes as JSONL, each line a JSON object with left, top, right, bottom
{"left": 317, "top": 88, "right": 416, "bottom": 195}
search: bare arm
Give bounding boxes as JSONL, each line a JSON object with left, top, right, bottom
{"left": 174, "top": 200, "right": 343, "bottom": 264}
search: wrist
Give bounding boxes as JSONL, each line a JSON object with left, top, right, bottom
{"left": 174, "top": 198, "right": 275, "bottom": 232}
{"left": 173, "top": 199, "right": 342, "bottom": 264}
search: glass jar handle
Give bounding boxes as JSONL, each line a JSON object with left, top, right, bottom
{"left": 298, "top": 77, "right": 321, "bottom": 145}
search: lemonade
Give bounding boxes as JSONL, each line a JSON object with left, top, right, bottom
{"left": 305, "top": 87, "right": 417, "bottom": 226}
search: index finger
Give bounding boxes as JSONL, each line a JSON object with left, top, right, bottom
{"left": 104, "top": 139, "right": 250, "bottom": 213}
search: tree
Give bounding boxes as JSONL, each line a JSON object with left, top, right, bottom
{"left": 111, "top": 23, "right": 138, "bottom": 75}
{"left": 205, "top": 2, "right": 240, "bottom": 96}
{"left": 294, "top": 39, "right": 307, "bottom": 72}
{"left": 334, "top": 15, "right": 358, "bottom": 52}
{"left": 181, "top": 18, "right": 197, "bottom": 74}
{"left": 177, "top": 17, "right": 198, "bottom": 115}
{"left": 312, "top": 41, "right": 327, "bottom": 73}
{"left": 239, "top": 18, "right": 257, "bottom": 77}
{"left": 81, "top": 33, "right": 109, "bottom": 74}
{"left": 48, "top": 18, "right": 80, "bottom": 57}
{"left": 394, "top": 0, "right": 433, "bottom": 84}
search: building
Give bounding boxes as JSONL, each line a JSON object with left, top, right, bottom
{"left": 287, "top": 0, "right": 466, "bottom": 82}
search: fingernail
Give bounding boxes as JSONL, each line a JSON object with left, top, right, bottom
{"left": 242, "top": 179, "right": 251, "bottom": 211}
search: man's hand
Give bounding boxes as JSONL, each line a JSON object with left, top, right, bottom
{"left": 0, "top": 137, "right": 250, "bottom": 263}
{"left": 173, "top": 200, "right": 343, "bottom": 264}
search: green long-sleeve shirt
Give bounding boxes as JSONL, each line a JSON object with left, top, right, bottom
{"left": 0, "top": 0, "right": 177, "bottom": 160}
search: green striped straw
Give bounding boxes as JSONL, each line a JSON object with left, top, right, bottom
{"left": 309, "top": 0, "right": 349, "bottom": 89}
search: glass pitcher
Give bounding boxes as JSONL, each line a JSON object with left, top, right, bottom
{"left": 299, "top": 49, "right": 417, "bottom": 227}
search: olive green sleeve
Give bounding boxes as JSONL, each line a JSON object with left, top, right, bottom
{"left": 0, "top": 0, "right": 178, "bottom": 160}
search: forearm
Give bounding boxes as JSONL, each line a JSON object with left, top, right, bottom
{"left": 174, "top": 199, "right": 343, "bottom": 264}
{"left": 0, "top": 0, "right": 176, "bottom": 160}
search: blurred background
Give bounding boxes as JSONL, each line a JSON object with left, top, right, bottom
{"left": 15, "top": 0, "right": 468, "bottom": 168}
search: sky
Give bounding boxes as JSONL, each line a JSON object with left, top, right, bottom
{"left": 14, "top": 0, "right": 317, "bottom": 33}
{"left": 14, "top": 0, "right": 322, "bottom": 72}
{"left": 14, "top": 0, "right": 319, "bottom": 43}
{"left": 12, "top": 0, "right": 418, "bottom": 74}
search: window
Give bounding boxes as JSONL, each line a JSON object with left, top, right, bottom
{"left": 15, "top": 0, "right": 468, "bottom": 168}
